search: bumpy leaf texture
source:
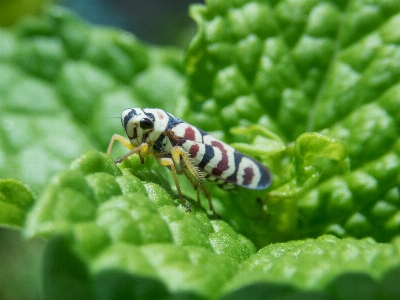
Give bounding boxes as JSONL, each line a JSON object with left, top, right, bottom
{"left": 185, "top": 0, "right": 400, "bottom": 243}
{"left": 24, "top": 151, "right": 400, "bottom": 299}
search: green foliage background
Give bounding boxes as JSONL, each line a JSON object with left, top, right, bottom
{"left": 0, "top": 1, "right": 400, "bottom": 299}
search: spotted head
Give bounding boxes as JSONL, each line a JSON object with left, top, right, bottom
{"left": 121, "top": 108, "right": 156, "bottom": 147}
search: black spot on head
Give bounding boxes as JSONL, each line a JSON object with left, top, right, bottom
{"left": 140, "top": 118, "right": 154, "bottom": 130}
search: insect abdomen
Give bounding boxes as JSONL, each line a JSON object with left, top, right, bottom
{"left": 174, "top": 125, "right": 271, "bottom": 190}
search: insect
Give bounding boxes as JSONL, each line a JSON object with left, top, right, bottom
{"left": 107, "top": 108, "right": 272, "bottom": 216}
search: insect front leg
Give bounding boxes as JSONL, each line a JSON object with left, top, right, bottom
{"left": 114, "top": 143, "right": 149, "bottom": 164}
{"left": 107, "top": 134, "right": 149, "bottom": 164}
{"left": 171, "top": 146, "right": 218, "bottom": 217}
{"left": 107, "top": 134, "right": 134, "bottom": 155}
{"left": 157, "top": 157, "right": 192, "bottom": 212}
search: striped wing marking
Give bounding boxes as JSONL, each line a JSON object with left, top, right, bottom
{"left": 171, "top": 123, "right": 271, "bottom": 190}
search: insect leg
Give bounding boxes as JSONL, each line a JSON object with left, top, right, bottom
{"left": 180, "top": 168, "right": 203, "bottom": 206}
{"left": 171, "top": 146, "right": 218, "bottom": 217}
{"left": 108, "top": 134, "right": 149, "bottom": 164}
{"left": 115, "top": 143, "right": 150, "bottom": 164}
{"left": 107, "top": 134, "right": 134, "bottom": 155}
{"left": 158, "top": 157, "right": 192, "bottom": 212}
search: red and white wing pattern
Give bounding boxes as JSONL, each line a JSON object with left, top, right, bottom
{"left": 171, "top": 123, "right": 271, "bottom": 190}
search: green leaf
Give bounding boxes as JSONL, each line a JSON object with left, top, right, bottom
{"left": 25, "top": 151, "right": 253, "bottom": 298}
{"left": 43, "top": 236, "right": 95, "bottom": 300}
{"left": 27, "top": 150, "right": 400, "bottom": 298}
{"left": 185, "top": 0, "right": 400, "bottom": 243}
{"left": 0, "top": 179, "right": 34, "bottom": 228}
{"left": 225, "top": 235, "right": 400, "bottom": 292}
{"left": 0, "top": 0, "right": 46, "bottom": 27}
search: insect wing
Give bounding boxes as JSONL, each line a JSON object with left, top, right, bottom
{"left": 227, "top": 150, "right": 271, "bottom": 190}
{"left": 171, "top": 123, "right": 271, "bottom": 190}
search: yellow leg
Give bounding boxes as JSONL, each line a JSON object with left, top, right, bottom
{"left": 182, "top": 168, "right": 202, "bottom": 203}
{"left": 158, "top": 157, "right": 191, "bottom": 212}
{"left": 107, "top": 134, "right": 149, "bottom": 164}
{"left": 171, "top": 146, "right": 218, "bottom": 217}
{"left": 107, "top": 134, "right": 134, "bottom": 155}
{"left": 114, "top": 143, "right": 149, "bottom": 164}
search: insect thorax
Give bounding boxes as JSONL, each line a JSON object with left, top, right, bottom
{"left": 153, "top": 133, "right": 179, "bottom": 156}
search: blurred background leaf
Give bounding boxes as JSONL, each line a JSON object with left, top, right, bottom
{"left": 0, "top": 2, "right": 190, "bottom": 299}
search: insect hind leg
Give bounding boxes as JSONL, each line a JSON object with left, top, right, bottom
{"left": 158, "top": 157, "right": 192, "bottom": 212}
{"left": 182, "top": 168, "right": 202, "bottom": 204}
{"left": 171, "top": 146, "right": 219, "bottom": 217}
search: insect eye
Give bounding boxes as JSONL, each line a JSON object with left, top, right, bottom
{"left": 139, "top": 118, "right": 154, "bottom": 130}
